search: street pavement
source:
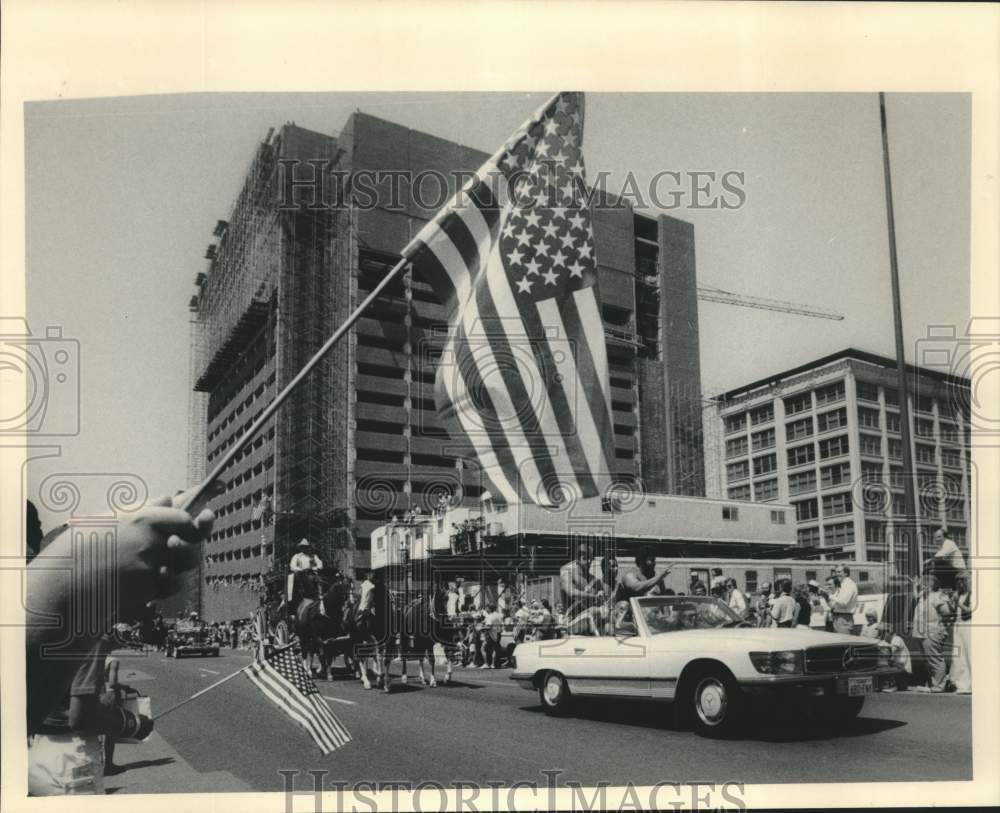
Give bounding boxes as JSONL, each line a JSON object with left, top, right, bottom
{"left": 104, "top": 647, "right": 973, "bottom": 794}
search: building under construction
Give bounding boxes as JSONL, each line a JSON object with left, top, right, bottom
{"left": 187, "top": 116, "right": 706, "bottom": 622}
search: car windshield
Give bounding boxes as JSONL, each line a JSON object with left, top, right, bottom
{"left": 637, "top": 596, "right": 743, "bottom": 634}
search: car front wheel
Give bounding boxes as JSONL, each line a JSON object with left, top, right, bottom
{"left": 538, "top": 671, "right": 573, "bottom": 717}
{"left": 688, "top": 668, "right": 745, "bottom": 738}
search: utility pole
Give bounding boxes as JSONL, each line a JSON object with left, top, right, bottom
{"left": 879, "top": 92, "right": 923, "bottom": 585}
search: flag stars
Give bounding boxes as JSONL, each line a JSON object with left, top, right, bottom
{"left": 552, "top": 249, "right": 567, "bottom": 268}
{"left": 578, "top": 242, "right": 593, "bottom": 260}
{"left": 568, "top": 260, "right": 585, "bottom": 278}
{"left": 506, "top": 247, "right": 524, "bottom": 266}
{"left": 524, "top": 256, "right": 542, "bottom": 276}
{"left": 559, "top": 231, "right": 576, "bottom": 249}
{"left": 516, "top": 275, "right": 534, "bottom": 294}
{"left": 543, "top": 268, "right": 559, "bottom": 286}
{"left": 523, "top": 209, "right": 541, "bottom": 229}
{"left": 516, "top": 229, "right": 532, "bottom": 247}
{"left": 543, "top": 119, "right": 560, "bottom": 137}
{"left": 568, "top": 212, "right": 586, "bottom": 231}
{"left": 541, "top": 220, "right": 559, "bottom": 239}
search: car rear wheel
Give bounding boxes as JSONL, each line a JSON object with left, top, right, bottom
{"left": 538, "top": 671, "right": 573, "bottom": 717}
{"left": 687, "top": 668, "right": 745, "bottom": 738}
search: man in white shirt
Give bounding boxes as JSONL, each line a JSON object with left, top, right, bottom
{"left": 931, "top": 528, "right": 965, "bottom": 590}
{"left": 807, "top": 580, "right": 830, "bottom": 629}
{"left": 769, "top": 580, "right": 798, "bottom": 628}
{"left": 290, "top": 539, "right": 323, "bottom": 572}
{"left": 827, "top": 564, "right": 859, "bottom": 634}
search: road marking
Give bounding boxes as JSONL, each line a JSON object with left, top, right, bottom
{"left": 322, "top": 696, "right": 357, "bottom": 706}
{"left": 199, "top": 668, "right": 220, "bottom": 675}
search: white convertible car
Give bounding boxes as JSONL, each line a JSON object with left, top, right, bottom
{"left": 510, "top": 595, "right": 901, "bottom": 737}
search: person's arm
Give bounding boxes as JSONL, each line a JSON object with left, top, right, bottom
{"left": 26, "top": 495, "right": 213, "bottom": 732}
{"left": 622, "top": 566, "right": 671, "bottom": 595}
{"left": 559, "top": 566, "right": 591, "bottom": 606}
{"left": 106, "top": 659, "right": 120, "bottom": 691}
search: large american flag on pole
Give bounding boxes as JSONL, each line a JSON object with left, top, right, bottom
{"left": 403, "top": 92, "right": 615, "bottom": 506}
{"left": 242, "top": 643, "right": 352, "bottom": 754}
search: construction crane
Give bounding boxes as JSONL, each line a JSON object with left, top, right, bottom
{"left": 696, "top": 285, "right": 845, "bottom": 321}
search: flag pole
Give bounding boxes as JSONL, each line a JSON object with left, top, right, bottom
{"left": 878, "top": 92, "right": 922, "bottom": 582}
{"left": 152, "top": 665, "right": 246, "bottom": 720}
{"left": 180, "top": 250, "right": 413, "bottom": 515}
{"left": 152, "top": 641, "right": 298, "bottom": 720}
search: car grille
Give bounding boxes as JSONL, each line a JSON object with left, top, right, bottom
{"left": 803, "top": 644, "right": 880, "bottom": 674}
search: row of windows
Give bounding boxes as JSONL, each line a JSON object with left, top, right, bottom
{"left": 727, "top": 478, "right": 779, "bottom": 502}
{"left": 208, "top": 369, "right": 275, "bottom": 445}
{"left": 785, "top": 434, "right": 849, "bottom": 467}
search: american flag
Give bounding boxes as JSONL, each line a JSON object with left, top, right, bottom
{"left": 242, "top": 643, "right": 352, "bottom": 754}
{"left": 404, "top": 92, "right": 615, "bottom": 506}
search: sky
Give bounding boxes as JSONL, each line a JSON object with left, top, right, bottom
{"left": 22, "top": 92, "right": 970, "bottom": 527}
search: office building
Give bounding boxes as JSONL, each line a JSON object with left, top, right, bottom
{"left": 706, "top": 349, "right": 973, "bottom": 563}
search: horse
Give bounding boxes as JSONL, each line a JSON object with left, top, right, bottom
{"left": 396, "top": 591, "right": 454, "bottom": 688}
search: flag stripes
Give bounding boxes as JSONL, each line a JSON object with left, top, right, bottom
{"left": 404, "top": 91, "right": 615, "bottom": 506}
{"left": 243, "top": 645, "right": 351, "bottom": 754}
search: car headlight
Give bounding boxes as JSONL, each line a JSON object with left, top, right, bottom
{"left": 749, "top": 650, "right": 803, "bottom": 675}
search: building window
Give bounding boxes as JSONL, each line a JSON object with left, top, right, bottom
{"left": 725, "top": 413, "right": 747, "bottom": 434}
{"left": 727, "top": 484, "right": 751, "bottom": 501}
{"left": 753, "top": 453, "right": 777, "bottom": 476}
{"left": 751, "top": 428, "right": 775, "bottom": 451}
{"left": 886, "top": 413, "right": 901, "bottom": 433}
{"left": 865, "top": 519, "right": 885, "bottom": 545}
{"left": 770, "top": 509, "right": 787, "bottom": 525}
{"left": 788, "top": 470, "right": 817, "bottom": 495}
{"left": 817, "top": 407, "right": 848, "bottom": 433}
{"left": 941, "top": 448, "right": 962, "bottom": 468}
{"left": 797, "top": 526, "right": 820, "bottom": 546}
{"left": 887, "top": 438, "right": 903, "bottom": 461}
{"left": 795, "top": 498, "right": 819, "bottom": 522}
{"left": 726, "top": 460, "right": 750, "bottom": 481}
{"left": 856, "top": 381, "right": 879, "bottom": 402}
{"left": 725, "top": 436, "right": 748, "bottom": 458}
{"left": 824, "top": 522, "right": 855, "bottom": 546}
{"left": 822, "top": 492, "right": 852, "bottom": 517}
{"left": 815, "top": 381, "right": 845, "bottom": 406}
{"left": 787, "top": 444, "right": 815, "bottom": 468}
{"left": 819, "top": 435, "right": 849, "bottom": 460}
{"left": 859, "top": 433, "right": 882, "bottom": 458}
{"left": 786, "top": 417, "right": 814, "bottom": 441}
{"left": 722, "top": 506, "right": 740, "bottom": 521}
{"left": 755, "top": 479, "right": 779, "bottom": 501}
{"left": 916, "top": 395, "right": 934, "bottom": 414}
{"left": 784, "top": 393, "right": 812, "bottom": 416}
{"left": 820, "top": 462, "right": 852, "bottom": 489}
{"left": 750, "top": 404, "right": 774, "bottom": 426}
{"left": 884, "top": 387, "right": 899, "bottom": 408}
{"left": 744, "top": 570, "right": 758, "bottom": 593}
{"left": 859, "top": 570, "right": 870, "bottom": 583}
{"left": 915, "top": 443, "right": 937, "bottom": 465}
{"left": 915, "top": 417, "right": 935, "bottom": 438}
{"left": 857, "top": 406, "right": 880, "bottom": 429}
{"left": 939, "top": 422, "right": 959, "bottom": 444}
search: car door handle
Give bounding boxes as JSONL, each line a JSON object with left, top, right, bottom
{"left": 574, "top": 648, "right": 586, "bottom": 655}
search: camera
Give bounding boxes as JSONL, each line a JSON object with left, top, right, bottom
{"left": 0, "top": 318, "right": 80, "bottom": 436}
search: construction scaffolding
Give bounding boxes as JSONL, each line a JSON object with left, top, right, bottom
{"left": 193, "top": 129, "right": 281, "bottom": 394}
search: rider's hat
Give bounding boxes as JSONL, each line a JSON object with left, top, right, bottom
{"left": 297, "top": 538, "right": 310, "bottom": 548}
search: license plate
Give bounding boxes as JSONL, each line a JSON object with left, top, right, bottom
{"left": 848, "top": 677, "right": 873, "bottom": 697}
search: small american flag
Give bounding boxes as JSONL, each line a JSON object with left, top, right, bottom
{"left": 404, "top": 91, "right": 615, "bottom": 506}
{"left": 242, "top": 643, "right": 352, "bottom": 754}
